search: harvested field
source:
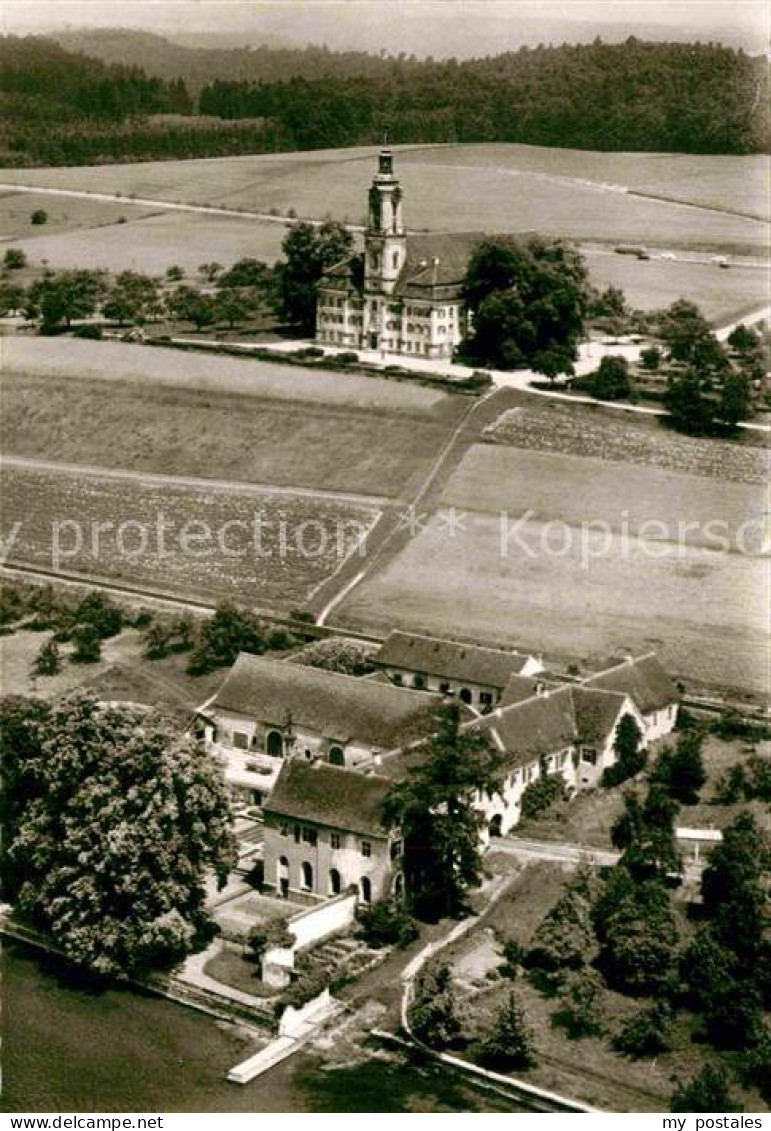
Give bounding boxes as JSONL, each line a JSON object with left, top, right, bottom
{"left": 1, "top": 465, "right": 379, "bottom": 610}
{"left": 485, "top": 403, "right": 769, "bottom": 484}
{"left": 1, "top": 371, "right": 463, "bottom": 500}
{"left": 337, "top": 496, "right": 766, "bottom": 694}
{"left": 441, "top": 446, "right": 764, "bottom": 549}
{"left": 10, "top": 209, "right": 288, "bottom": 274}
{"left": 0, "top": 337, "right": 445, "bottom": 413}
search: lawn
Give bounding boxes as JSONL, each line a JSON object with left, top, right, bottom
{"left": 448, "top": 862, "right": 764, "bottom": 1112}
{"left": 337, "top": 463, "right": 767, "bottom": 695}
{"left": 1, "top": 337, "right": 446, "bottom": 413}
{"left": 1, "top": 143, "right": 766, "bottom": 254}
{"left": 9, "top": 208, "right": 289, "bottom": 275}
{"left": 1, "top": 465, "right": 380, "bottom": 610}
{"left": 485, "top": 402, "right": 768, "bottom": 485}
{"left": 1, "top": 370, "right": 463, "bottom": 500}
{"left": 0, "top": 625, "right": 224, "bottom": 713}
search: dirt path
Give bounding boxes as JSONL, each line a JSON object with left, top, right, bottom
{"left": 315, "top": 386, "right": 509, "bottom": 624}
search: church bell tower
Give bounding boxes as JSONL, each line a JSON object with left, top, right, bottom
{"left": 364, "top": 148, "right": 406, "bottom": 295}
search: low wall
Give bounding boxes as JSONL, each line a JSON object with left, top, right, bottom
{"left": 262, "top": 891, "right": 358, "bottom": 987}
{"left": 288, "top": 890, "right": 357, "bottom": 951}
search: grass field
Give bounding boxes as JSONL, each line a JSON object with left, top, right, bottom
{"left": 2, "top": 465, "right": 379, "bottom": 609}
{"left": 485, "top": 402, "right": 769, "bottom": 484}
{"left": 1, "top": 144, "right": 766, "bottom": 256}
{"left": 0, "top": 625, "right": 224, "bottom": 711}
{"left": 5, "top": 209, "right": 289, "bottom": 275}
{"left": 0, "top": 190, "right": 158, "bottom": 242}
{"left": 1, "top": 370, "right": 463, "bottom": 499}
{"left": 0, "top": 337, "right": 445, "bottom": 413}
{"left": 337, "top": 444, "right": 767, "bottom": 694}
{"left": 583, "top": 249, "right": 767, "bottom": 321}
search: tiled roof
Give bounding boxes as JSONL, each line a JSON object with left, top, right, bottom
{"left": 375, "top": 630, "right": 536, "bottom": 688}
{"left": 583, "top": 654, "right": 678, "bottom": 716}
{"left": 571, "top": 686, "right": 628, "bottom": 746}
{"left": 500, "top": 674, "right": 551, "bottom": 707}
{"left": 210, "top": 652, "right": 440, "bottom": 749}
{"left": 263, "top": 759, "right": 391, "bottom": 837}
{"left": 469, "top": 685, "right": 629, "bottom": 769}
{"left": 394, "top": 232, "right": 487, "bottom": 300}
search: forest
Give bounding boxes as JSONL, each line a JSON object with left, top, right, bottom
{"left": 1, "top": 33, "right": 767, "bottom": 166}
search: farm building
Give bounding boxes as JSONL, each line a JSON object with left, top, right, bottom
{"left": 316, "top": 148, "right": 476, "bottom": 358}
{"left": 262, "top": 759, "right": 398, "bottom": 903}
{"left": 374, "top": 629, "right": 543, "bottom": 709}
{"left": 199, "top": 651, "right": 441, "bottom": 806}
{"left": 581, "top": 652, "right": 679, "bottom": 742}
{"left": 464, "top": 682, "right": 649, "bottom": 837}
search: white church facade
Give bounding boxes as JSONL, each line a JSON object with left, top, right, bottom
{"left": 315, "top": 149, "right": 474, "bottom": 359}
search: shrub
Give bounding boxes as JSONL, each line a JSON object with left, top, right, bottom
{"left": 335, "top": 351, "right": 359, "bottom": 364}
{"left": 640, "top": 345, "right": 662, "bottom": 371}
{"left": 290, "top": 637, "right": 378, "bottom": 676}
{"left": 275, "top": 967, "right": 328, "bottom": 1017}
{"left": 479, "top": 991, "right": 536, "bottom": 1069}
{"left": 520, "top": 773, "right": 566, "bottom": 820}
{"left": 30, "top": 209, "right": 48, "bottom": 226}
{"left": 554, "top": 969, "right": 604, "bottom": 1038}
{"left": 32, "top": 638, "right": 61, "bottom": 677}
{"left": 75, "top": 592, "right": 123, "bottom": 638}
{"left": 3, "top": 248, "right": 26, "bottom": 270}
{"left": 71, "top": 624, "right": 102, "bottom": 664}
{"left": 613, "top": 1001, "right": 673, "bottom": 1057}
{"left": 356, "top": 898, "right": 418, "bottom": 949}
{"left": 72, "top": 324, "right": 102, "bottom": 340}
{"left": 187, "top": 603, "right": 266, "bottom": 674}
{"left": 408, "top": 960, "right": 460, "bottom": 1048}
{"left": 653, "top": 730, "right": 706, "bottom": 804}
{"left": 670, "top": 1065, "right": 741, "bottom": 1113}
{"left": 500, "top": 938, "right": 525, "bottom": 978}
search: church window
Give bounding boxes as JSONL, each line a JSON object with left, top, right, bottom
{"left": 392, "top": 250, "right": 399, "bottom": 269}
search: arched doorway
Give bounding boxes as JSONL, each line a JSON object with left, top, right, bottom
{"left": 277, "top": 855, "right": 289, "bottom": 898}
{"left": 329, "top": 868, "right": 341, "bottom": 895}
{"left": 328, "top": 746, "right": 345, "bottom": 766}
{"left": 360, "top": 876, "right": 372, "bottom": 904}
{"left": 301, "top": 862, "right": 313, "bottom": 891}
{"left": 489, "top": 813, "right": 503, "bottom": 838}
{"left": 266, "top": 730, "right": 283, "bottom": 758}
{"left": 459, "top": 688, "right": 472, "bottom": 705}
{"left": 393, "top": 872, "right": 404, "bottom": 899}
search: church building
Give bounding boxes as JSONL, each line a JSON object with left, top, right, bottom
{"left": 316, "top": 149, "right": 475, "bottom": 359}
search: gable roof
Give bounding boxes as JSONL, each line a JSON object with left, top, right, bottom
{"left": 582, "top": 654, "right": 678, "bottom": 716}
{"left": 375, "top": 630, "right": 536, "bottom": 688}
{"left": 469, "top": 685, "right": 630, "bottom": 769}
{"left": 394, "top": 232, "right": 486, "bottom": 300}
{"left": 263, "top": 759, "right": 391, "bottom": 837}
{"left": 500, "top": 673, "right": 550, "bottom": 707}
{"left": 210, "top": 652, "right": 440, "bottom": 748}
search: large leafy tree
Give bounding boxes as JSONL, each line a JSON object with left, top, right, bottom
{"left": 102, "top": 270, "right": 160, "bottom": 326}
{"left": 3, "top": 694, "right": 236, "bottom": 979}
{"left": 593, "top": 867, "right": 679, "bottom": 996}
{"left": 277, "top": 219, "right": 353, "bottom": 333}
{"left": 701, "top": 811, "right": 770, "bottom": 978}
{"left": 611, "top": 783, "right": 680, "bottom": 881}
{"left": 461, "top": 235, "right": 589, "bottom": 371}
{"left": 382, "top": 704, "right": 505, "bottom": 920}
{"left": 25, "top": 269, "right": 107, "bottom": 328}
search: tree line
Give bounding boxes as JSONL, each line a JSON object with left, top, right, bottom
{"left": 1, "top": 34, "right": 766, "bottom": 166}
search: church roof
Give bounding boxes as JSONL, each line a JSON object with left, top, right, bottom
{"left": 395, "top": 232, "right": 486, "bottom": 300}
